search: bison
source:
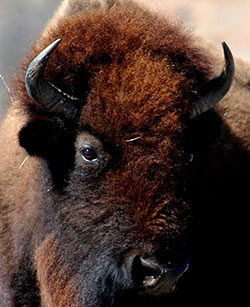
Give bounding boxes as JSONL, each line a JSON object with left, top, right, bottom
{"left": 0, "top": 0, "right": 249, "bottom": 306}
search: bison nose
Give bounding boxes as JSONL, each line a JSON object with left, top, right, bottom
{"left": 123, "top": 250, "right": 189, "bottom": 295}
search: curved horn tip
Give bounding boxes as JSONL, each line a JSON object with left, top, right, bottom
{"left": 222, "top": 41, "right": 232, "bottom": 58}
{"left": 27, "top": 38, "right": 62, "bottom": 73}
{"left": 190, "top": 42, "right": 234, "bottom": 119}
{"left": 221, "top": 41, "right": 234, "bottom": 72}
{"left": 42, "top": 38, "right": 62, "bottom": 58}
{"left": 25, "top": 38, "right": 62, "bottom": 90}
{"left": 25, "top": 38, "right": 79, "bottom": 119}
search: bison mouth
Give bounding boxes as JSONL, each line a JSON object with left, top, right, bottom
{"left": 79, "top": 248, "right": 189, "bottom": 307}
{"left": 133, "top": 257, "right": 189, "bottom": 296}
{"left": 111, "top": 256, "right": 189, "bottom": 307}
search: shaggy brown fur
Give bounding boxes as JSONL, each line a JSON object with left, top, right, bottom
{"left": 0, "top": 0, "right": 249, "bottom": 306}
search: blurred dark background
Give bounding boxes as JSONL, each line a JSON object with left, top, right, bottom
{"left": 1, "top": 0, "right": 249, "bottom": 119}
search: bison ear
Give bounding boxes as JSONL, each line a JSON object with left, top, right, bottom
{"left": 19, "top": 118, "right": 69, "bottom": 157}
{"left": 19, "top": 118, "right": 76, "bottom": 189}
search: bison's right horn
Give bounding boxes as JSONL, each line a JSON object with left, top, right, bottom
{"left": 190, "top": 42, "right": 234, "bottom": 119}
{"left": 25, "top": 39, "right": 79, "bottom": 118}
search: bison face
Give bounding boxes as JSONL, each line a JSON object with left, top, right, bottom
{"left": 19, "top": 117, "right": 191, "bottom": 306}
{"left": 19, "top": 124, "right": 190, "bottom": 305}
{"left": 17, "top": 36, "right": 233, "bottom": 306}
{"left": 58, "top": 128, "right": 190, "bottom": 301}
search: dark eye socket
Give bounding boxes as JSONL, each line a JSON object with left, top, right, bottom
{"left": 81, "top": 147, "right": 98, "bottom": 162}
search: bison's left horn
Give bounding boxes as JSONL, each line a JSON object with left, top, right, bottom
{"left": 25, "top": 39, "right": 79, "bottom": 118}
{"left": 190, "top": 42, "right": 234, "bottom": 119}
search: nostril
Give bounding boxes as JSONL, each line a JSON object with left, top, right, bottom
{"left": 132, "top": 256, "right": 162, "bottom": 288}
{"left": 123, "top": 249, "right": 189, "bottom": 294}
{"left": 138, "top": 257, "right": 161, "bottom": 277}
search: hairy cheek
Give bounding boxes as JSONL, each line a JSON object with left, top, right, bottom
{"left": 34, "top": 235, "right": 80, "bottom": 306}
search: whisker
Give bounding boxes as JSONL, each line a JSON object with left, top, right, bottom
{"left": 0, "top": 73, "right": 13, "bottom": 102}
{"left": 19, "top": 156, "right": 29, "bottom": 169}
{"left": 125, "top": 136, "right": 141, "bottom": 143}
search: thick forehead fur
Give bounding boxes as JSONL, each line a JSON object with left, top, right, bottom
{"left": 15, "top": 3, "right": 212, "bottom": 139}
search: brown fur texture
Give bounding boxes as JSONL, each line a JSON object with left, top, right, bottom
{"left": 0, "top": 0, "right": 249, "bottom": 306}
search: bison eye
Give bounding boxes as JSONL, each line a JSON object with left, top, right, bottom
{"left": 185, "top": 152, "right": 194, "bottom": 166}
{"left": 81, "top": 147, "right": 98, "bottom": 162}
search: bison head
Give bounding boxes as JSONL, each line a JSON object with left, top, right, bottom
{"left": 17, "top": 7, "right": 234, "bottom": 306}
